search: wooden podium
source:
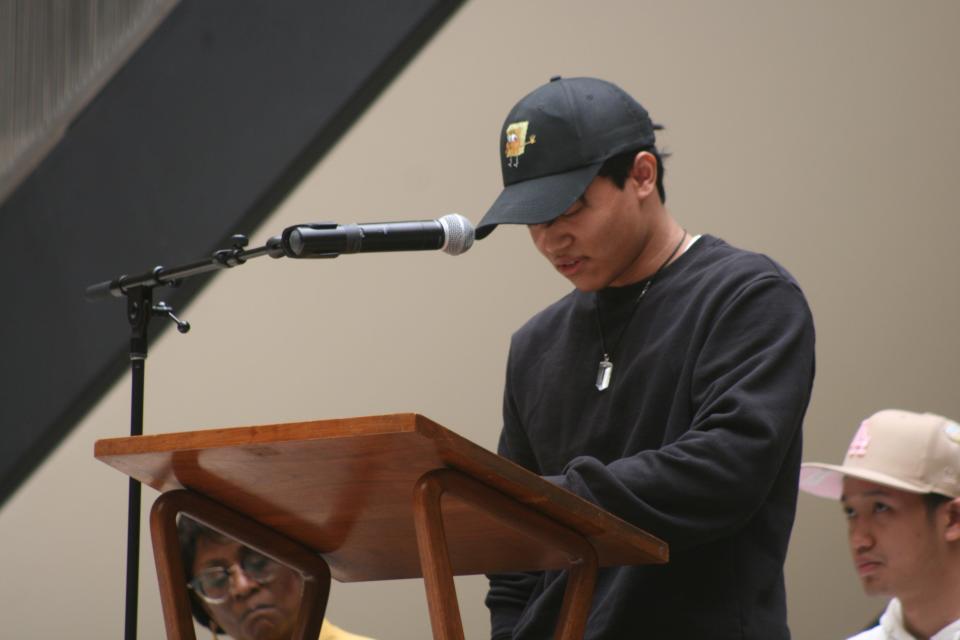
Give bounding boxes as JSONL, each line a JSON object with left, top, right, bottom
{"left": 95, "top": 413, "right": 668, "bottom": 639}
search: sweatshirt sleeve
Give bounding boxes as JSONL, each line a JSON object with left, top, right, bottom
{"left": 551, "top": 275, "right": 815, "bottom": 549}
{"left": 485, "top": 361, "right": 543, "bottom": 637}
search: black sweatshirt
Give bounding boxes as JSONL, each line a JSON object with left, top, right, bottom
{"left": 487, "top": 235, "right": 816, "bottom": 639}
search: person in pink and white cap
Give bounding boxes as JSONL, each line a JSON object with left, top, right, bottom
{"left": 800, "top": 409, "right": 960, "bottom": 640}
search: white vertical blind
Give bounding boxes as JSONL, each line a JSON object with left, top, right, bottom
{"left": 0, "top": 0, "right": 178, "bottom": 203}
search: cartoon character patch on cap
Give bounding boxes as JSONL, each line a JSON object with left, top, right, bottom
{"left": 847, "top": 420, "right": 871, "bottom": 457}
{"left": 504, "top": 121, "right": 536, "bottom": 168}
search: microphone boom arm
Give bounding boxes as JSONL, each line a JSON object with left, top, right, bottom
{"left": 84, "top": 233, "right": 287, "bottom": 301}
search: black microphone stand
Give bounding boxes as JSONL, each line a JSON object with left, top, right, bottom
{"left": 85, "top": 215, "right": 470, "bottom": 639}
{"left": 86, "top": 234, "right": 287, "bottom": 640}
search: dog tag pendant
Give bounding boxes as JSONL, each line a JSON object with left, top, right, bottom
{"left": 596, "top": 355, "right": 613, "bottom": 391}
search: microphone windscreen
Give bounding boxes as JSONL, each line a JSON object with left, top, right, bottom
{"left": 438, "top": 213, "right": 475, "bottom": 256}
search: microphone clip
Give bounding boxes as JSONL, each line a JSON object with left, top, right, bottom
{"left": 280, "top": 222, "right": 343, "bottom": 258}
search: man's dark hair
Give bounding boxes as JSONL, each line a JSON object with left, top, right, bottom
{"left": 597, "top": 146, "right": 668, "bottom": 203}
{"left": 178, "top": 515, "right": 226, "bottom": 629}
{"left": 924, "top": 492, "right": 954, "bottom": 517}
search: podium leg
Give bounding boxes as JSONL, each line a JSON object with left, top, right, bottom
{"left": 412, "top": 469, "right": 598, "bottom": 640}
{"left": 412, "top": 472, "right": 466, "bottom": 640}
{"left": 150, "top": 489, "right": 331, "bottom": 640}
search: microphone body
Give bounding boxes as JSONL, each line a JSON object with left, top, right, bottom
{"left": 280, "top": 213, "right": 474, "bottom": 258}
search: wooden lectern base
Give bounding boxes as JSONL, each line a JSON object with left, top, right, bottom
{"left": 412, "top": 469, "right": 597, "bottom": 640}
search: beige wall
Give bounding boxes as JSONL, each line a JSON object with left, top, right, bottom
{"left": 3, "top": 1, "right": 959, "bottom": 637}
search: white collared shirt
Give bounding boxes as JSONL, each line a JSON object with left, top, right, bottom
{"left": 847, "top": 599, "right": 960, "bottom": 640}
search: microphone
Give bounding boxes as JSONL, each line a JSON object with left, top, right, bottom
{"left": 277, "top": 213, "right": 474, "bottom": 258}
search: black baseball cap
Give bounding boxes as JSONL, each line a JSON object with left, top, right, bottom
{"left": 476, "top": 76, "right": 659, "bottom": 240}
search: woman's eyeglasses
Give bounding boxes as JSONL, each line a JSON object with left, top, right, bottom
{"left": 188, "top": 551, "right": 279, "bottom": 604}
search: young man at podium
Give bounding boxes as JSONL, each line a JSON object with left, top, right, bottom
{"left": 475, "top": 76, "right": 816, "bottom": 638}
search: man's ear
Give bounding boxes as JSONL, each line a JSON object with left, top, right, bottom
{"left": 628, "top": 151, "right": 658, "bottom": 201}
{"left": 943, "top": 498, "right": 960, "bottom": 542}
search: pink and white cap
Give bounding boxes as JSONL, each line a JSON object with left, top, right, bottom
{"left": 800, "top": 409, "right": 960, "bottom": 500}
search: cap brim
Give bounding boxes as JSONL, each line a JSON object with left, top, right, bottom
{"left": 799, "top": 463, "right": 931, "bottom": 500}
{"left": 476, "top": 162, "right": 603, "bottom": 239}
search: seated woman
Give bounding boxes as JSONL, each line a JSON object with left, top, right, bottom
{"left": 178, "top": 516, "right": 373, "bottom": 640}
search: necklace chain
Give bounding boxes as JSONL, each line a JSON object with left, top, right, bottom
{"left": 593, "top": 229, "right": 687, "bottom": 391}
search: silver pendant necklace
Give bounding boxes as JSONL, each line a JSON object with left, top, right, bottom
{"left": 594, "top": 230, "right": 687, "bottom": 391}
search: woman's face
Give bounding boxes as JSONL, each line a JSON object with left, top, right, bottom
{"left": 192, "top": 536, "right": 301, "bottom": 640}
